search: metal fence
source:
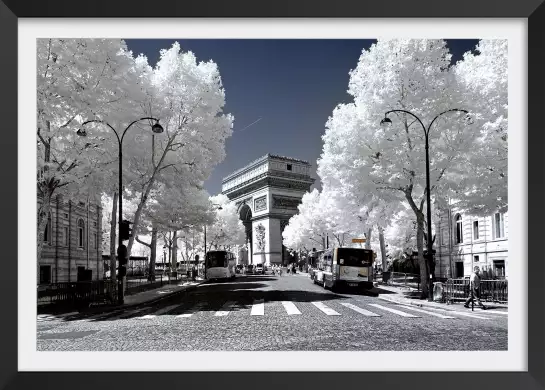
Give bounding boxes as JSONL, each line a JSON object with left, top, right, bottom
{"left": 382, "top": 272, "right": 421, "bottom": 290}
{"left": 37, "top": 280, "right": 118, "bottom": 306}
{"left": 443, "top": 278, "right": 508, "bottom": 304}
{"left": 37, "top": 273, "right": 190, "bottom": 307}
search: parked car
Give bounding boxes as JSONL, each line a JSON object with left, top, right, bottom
{"left": 245, "top": 264, "right": 255, "bottom": 274}
{"left": 255, "top": 264, "right": 264, "bottom": 275}
{"left": 236, "top": 264, "right": 244, "bottom": 274}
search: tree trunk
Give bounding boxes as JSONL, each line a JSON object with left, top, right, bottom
{"left": 378, "top": 225, "right": 387, "bottom": 270}
{"left": 37, "top": 189, "right": 52, "bottom": 264}
{"left": 110, "top": 192, "right": 118, "bottom": 283}
{"left": 365, "top": 228, "right": 372, "bottom": 249}
{"left": 171, "top": 231, "right": 178, "bottom": 271}
{"left": 126, "top": 141, "right": 172, "bottom": 258}
{"left": 416, "top": 214, "right": 429, "bottom": 299}
{"left": 149, "top": 226, "right": 157, "bottom": 281}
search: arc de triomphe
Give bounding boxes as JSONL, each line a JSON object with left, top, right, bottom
{"left": 221, "top": 154, "right": 315, "bottom": 266}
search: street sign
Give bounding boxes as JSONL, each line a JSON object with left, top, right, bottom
{"left": 352, "top": 238, "right": 366, "bottom": 243}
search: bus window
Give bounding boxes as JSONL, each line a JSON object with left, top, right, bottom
{"left": 206, "top": 251, "right": 228, "bottom": 268}
{"left": 336, "top": 248, "right": 373, "bottom": 267}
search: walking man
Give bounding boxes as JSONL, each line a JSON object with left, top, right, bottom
{"left": 464, "top": 266, "right": 487, "bottom": 310}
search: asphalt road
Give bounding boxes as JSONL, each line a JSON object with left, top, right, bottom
{"left": 37, "top": 272, "right": 508, "bottom": 351}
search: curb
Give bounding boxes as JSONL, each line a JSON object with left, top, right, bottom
{"left": 379, "top": 295, "right": 429, "bottom": 308}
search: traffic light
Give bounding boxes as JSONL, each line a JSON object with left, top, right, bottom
{"left": 117, "top": 244, "right": 128, "bottom": 280}
{"left": 119, "top": 220, "right": 133, "bottom": 241}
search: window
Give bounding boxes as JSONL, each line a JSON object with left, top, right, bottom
{"left": 286, "top": 164, "right": 292, "bottom": 171}
{"left": 94, "top": 233, "right": 98, "bottom": 249}
{"left": 39, "top": 265, "right": 51, "bottom": 284}
{"left": 63, "top": 213, "right": 68, "bottom": 219}
{"left": 473, "top": 221, "right": 479, "bottom": 240}
{"left": 77, "top": 219, "right": 85, "bottom": 248}
{"left": 455, "top": 214, "right": 463, "bottom": 244}
{"left": 494, "top": 213, "right": 505, "bottom": 239}
{"left": 474, "top": 255, "right": 479, "bottom": 263}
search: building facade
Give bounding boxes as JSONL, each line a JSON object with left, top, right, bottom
{"left": 435, "top": 207, "right": 508, "bottom": 279}
{"left": 38, "top": 195, "right": 103, "bottom": 284}
{"left": 222, "top": 154, "right": 315, "bottom": 266}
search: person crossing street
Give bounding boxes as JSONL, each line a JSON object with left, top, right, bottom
{"left": 464, "top": 266, "right": 487, "bottom": 310}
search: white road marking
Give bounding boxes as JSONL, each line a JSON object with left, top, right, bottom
{"left": 396, "top": 305, "right": 455, "bottom": 319}
{"left": 176, "top": 303, "right": 205, "bottom": 318}
{"left": 281, "top": 301, "right": 301, "bottom": 315}
{"left": 340, "top": 302, "right": 381, "bottom": 317}
{"left": 368, "top": 304, "right": 420, "bottom": 318}
{"left": 215, "top": 301, "right": 235, "bottom": 317}
{"left": 139, "top": 304, "right": 179, "bottom": 319}
{"left": 312, "top": 301, "right": 341, "bottom": 316}
{"left": 251, "top": 299, "right": 265, "bottom": 316}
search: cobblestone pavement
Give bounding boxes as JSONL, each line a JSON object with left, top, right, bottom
{"left": 37, "top": 272, "right": 508, "bottom": 351}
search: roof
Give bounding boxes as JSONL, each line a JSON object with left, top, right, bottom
{"left": 222, "top": 153, "right": 311, "bottom": 183}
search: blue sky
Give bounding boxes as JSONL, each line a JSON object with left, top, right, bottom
{"left": 124, "top": 39, "right": 479, "bottom": 195}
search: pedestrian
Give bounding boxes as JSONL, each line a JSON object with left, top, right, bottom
{"left": 464, "top": 266, "right": 487, "bottom": 310}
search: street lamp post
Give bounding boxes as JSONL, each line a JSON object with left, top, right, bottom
{"left": 78, "top": 117, "right": 164, "bottom": 304}
{"left": 380, "top": 108, "right": 468, "bottom": 301}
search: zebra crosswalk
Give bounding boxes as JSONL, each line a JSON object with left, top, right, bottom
{"left": 38, "top": 300, "right": 506, "bottom": 323}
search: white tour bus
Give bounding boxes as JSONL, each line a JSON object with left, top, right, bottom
{"left": 205, "top": 250, "right": 236, "bottom": 281}
{"left": 311, "top": 247, "right": 374, "bottom": 291}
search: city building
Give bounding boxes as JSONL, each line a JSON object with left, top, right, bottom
{"left": 435, "top": 207, "right": 508, "bottom": 279}
{"left": 38, "top": 194, "right": 103, "bottom": 285}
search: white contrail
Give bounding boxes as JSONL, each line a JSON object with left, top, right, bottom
{"left": 237, "top": 117, "right": 262, "bottom": 133}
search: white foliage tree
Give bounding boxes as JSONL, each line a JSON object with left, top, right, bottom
{"left": 318, "top": 39, "right": 483, "bottom": 298}
{"left": 205, "top": 194, "right": 245, "bottom": 252}
{"left": 118, "top": 42, "right": 234, "bottom": 258}
{"left": 37, "top": 38, "right": 147, "bottom": 263}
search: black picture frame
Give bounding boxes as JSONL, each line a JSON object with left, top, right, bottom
{"left": 1, "top": 1, "right": 543, "bottom": 389}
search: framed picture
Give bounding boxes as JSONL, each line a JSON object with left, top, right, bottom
{"left": 2, "top": 0, "right": 543, "bottom": 389}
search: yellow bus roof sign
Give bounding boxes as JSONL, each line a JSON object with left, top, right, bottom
{"left": 352, "top": 238, "right": 366, "bottom": 243}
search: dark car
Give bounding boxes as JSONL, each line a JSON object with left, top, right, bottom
{"left": 245, "top": 264, "right": 254, "bottom": 274}
{"left": 235, "top": 264, "right": 244, "bottom": 274}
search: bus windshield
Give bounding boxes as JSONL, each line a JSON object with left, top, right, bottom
{"left": 337, "top": 248, "right": 373, "bottom": 267}
{"left": 206, "top": 251, "right": 228, "bottom": 268}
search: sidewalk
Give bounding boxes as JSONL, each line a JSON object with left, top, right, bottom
{"left": 40, "top": 278, "right": 207, "bottom": 316}
{"left": 376, "top": 284, "right": 508, "bottom": 312}
{"left": 122, "top": 278, "right": 205, "bottom": 307}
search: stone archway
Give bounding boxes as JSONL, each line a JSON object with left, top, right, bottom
{"left": 222, "top": 154, "right": 315, "bottom": 266}
{"left": 239, "top": 203, "right": 253, "bottom": 264}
